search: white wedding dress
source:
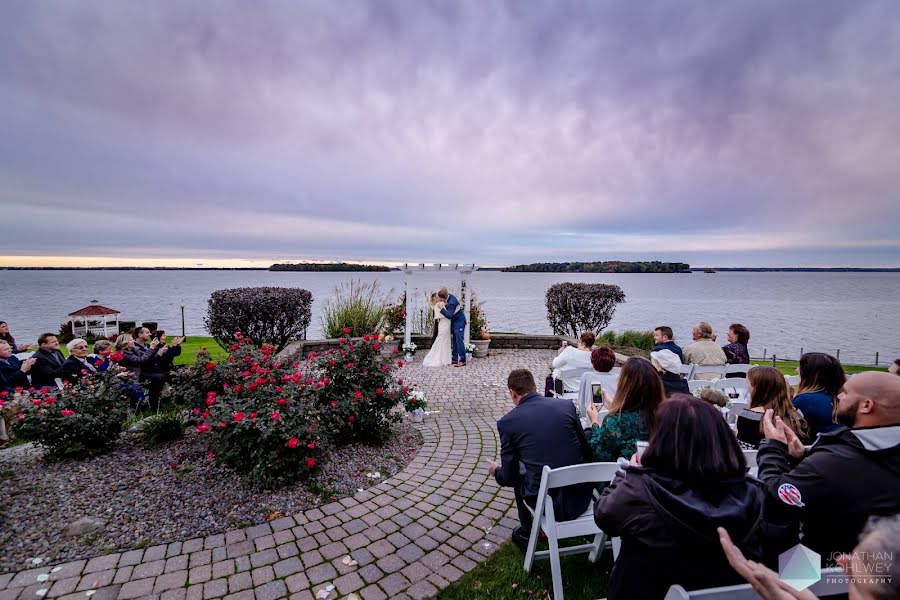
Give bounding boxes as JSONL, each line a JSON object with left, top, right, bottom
{"left": 422, "top": 306, "right": 453, "bottom": 367}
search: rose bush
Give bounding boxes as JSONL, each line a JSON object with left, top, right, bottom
{"left": 310, "top": 331, "right": 405, "bottom": 445}
{"left": 6, "top": 371, "right": 132, "bottom": 460}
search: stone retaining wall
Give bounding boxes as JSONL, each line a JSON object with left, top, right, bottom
{"left": 280, "top": 334, "right": 628, "bottom": 364}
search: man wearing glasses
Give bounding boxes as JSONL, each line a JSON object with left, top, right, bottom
{"left": 61, "top": 338, "right": 98, "bottom": 384}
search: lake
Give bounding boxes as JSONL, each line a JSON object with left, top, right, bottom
{"left": 2, "top": 270, "right": 898, "bottom": 365}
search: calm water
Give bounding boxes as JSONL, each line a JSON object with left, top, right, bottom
{"left": 2, "top": 270, "right": 898, "bottom": 364}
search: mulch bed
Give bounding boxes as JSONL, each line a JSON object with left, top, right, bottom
{"left": 0, "top": 421, "right": 422, "bottom": 573}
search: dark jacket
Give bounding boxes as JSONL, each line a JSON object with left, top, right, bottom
{"left": 30, "top": 348, "right": 66, "bottom": 388}
{"left": 157, "top": 344, "right": 182, "bottom": 373}
{"left": 661, "top": 371, "right": 689, "bottom": 397}
{"left": 595, "top": 467, "right": 765, "bottom": 599}
{"left": 757, "top": 424, "right": 900, "bottom": 558}
{"left": 792, "top": 392, "right": 841, "bottom": 439}
{"left": 119, "top": 345, "right": 162, "bottom": 380}
{"left": 0, "top": 356, "right": 30, "bottom": 390}
{"left": 61, "top": 355, "right": 99, "bottom": 385}
{"left": 722, "top": 342, "right": 749, "bottom": 365}
{"left": 494, "top": 392, "right": 594, "bottom": 521}
{"left": 653, "top": 341, "right": 683, "bottom": 363}
{"left": 439, "top": 294, "right": 467, "bottom": 329}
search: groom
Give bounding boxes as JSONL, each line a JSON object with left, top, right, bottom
{"left": 437, "top": 287, "right": 467, "bottom": 367}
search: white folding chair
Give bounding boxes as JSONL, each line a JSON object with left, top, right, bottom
{"left": 678, "top": 364, "right": 695, "bottom": 379}
{"left": 690, "top": 365, "right": 728, "bottom": 379}
{"left": 785, "top": 375, "right": 800, "bottom": 386}
{"left": 724, "top": 364, "right": 754, "bottom": 377}
{"left": 712, "top": 379, "right": 750, "bottom": 404}
{"left": 553, "top": 367, "right": 594, "bottom": 399}
{"left": 524, "top": 463, "right": 620, "bottom": 600}
{"left": 663, "top": 567, "right": 846, "bottom": 599}
{"left": 687, "top": 380, "right": 711, "bottom": 394}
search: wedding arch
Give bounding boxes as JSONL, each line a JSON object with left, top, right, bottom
{"left": 401, "top": 264, "right": 480, "bottom": 348}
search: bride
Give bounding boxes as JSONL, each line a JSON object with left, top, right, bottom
{"left": 422, "top": 292, "right": 453, "bottom": 367}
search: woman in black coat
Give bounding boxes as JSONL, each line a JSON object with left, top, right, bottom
{"left": 594, "top": 394, "right": 765, "bottom": 599}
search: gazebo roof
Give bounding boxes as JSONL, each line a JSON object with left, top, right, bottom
{"left": 69, "top": 300, "right": 121, "bottom": 317}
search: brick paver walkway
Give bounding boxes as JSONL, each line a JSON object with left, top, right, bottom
{"left": 0, "top": 350, "right": 556, "bottom": 600}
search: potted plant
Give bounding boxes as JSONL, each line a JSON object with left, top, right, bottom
{"left": 404, "top": 390, "right": 427, "bottom": 423}
{"left": 401, "top": 342, "right": 417, "bottom": 362}
{"left": 467, "top": 293, "right": 491, "bottom": 357}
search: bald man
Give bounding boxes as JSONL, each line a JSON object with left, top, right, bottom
{"left": 757, "top": 371, "right": 900, "bottom": 558}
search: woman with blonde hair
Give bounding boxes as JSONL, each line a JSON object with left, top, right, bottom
{"left": 736, "top": 366, "right": 808, "bottom": 448}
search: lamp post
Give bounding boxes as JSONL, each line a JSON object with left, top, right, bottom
{"left": 180, "top": 301, "right": 186, "bottom": 339}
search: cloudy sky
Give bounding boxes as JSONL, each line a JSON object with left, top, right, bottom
{"left": 1, "top": 1, "right": 899, "bottom": 268}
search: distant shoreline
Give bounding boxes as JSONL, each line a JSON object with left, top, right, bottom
{"left": 2, "top": 266, "right": 899, "bottom": 272}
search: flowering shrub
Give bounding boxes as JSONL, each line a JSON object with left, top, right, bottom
{"left": 311, "top": 331, "right": 404, "bottom": 445}
{"left": 164, "top": 348, "right": 227, "bottom": 411}
{"left": 6, "top": 371, "right": 132, "bottom": 460}
{"left": 466, "top": 292, "right": 490, "bottom": 340}
{"left": 382, "top": 296, "right": 407, "bottom": 335}
{"left": 404, "top": 390, "right": 427, "bottom": 413}
{"left": 401, "top": 342, "right": 417, "bottom": 355}
{"left": 188, "top": 338, "right": 325, "bottom": 489}
{"left": 205, "top": 287, "right": 313, "bottom": 353}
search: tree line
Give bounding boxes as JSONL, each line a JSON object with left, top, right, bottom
{"left": 269, "top": 262, "right": 391, "bottom": 272}
{"left": 504, "top": 261, "right": 691, "bottom": 273}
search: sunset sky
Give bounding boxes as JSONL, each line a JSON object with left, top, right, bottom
{"left": 1, "top": 1, "right": 899, "bottom": 268}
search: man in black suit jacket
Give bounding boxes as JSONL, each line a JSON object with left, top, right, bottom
{"left": 488, "top": 369, "right": 594, "bottom": 549}
{"left": 31, "top": 333, "right": 66, "bottom": 388}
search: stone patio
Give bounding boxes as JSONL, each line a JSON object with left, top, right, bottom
{"left": 0, "top": 349, "right": 557, "bottom": 600}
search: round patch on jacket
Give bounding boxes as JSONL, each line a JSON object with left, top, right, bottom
{"left": 777, "top": 483, "right": 805, "bottom": 507}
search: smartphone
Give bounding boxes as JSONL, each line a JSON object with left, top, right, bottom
{"left": 592, "top": 384, "right": 602, "bottom": 399}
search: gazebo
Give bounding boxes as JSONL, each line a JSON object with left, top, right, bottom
{"left": 68, "top": 300, "right": 121, "bottom": 338}
{"left": 401, "top": 264, "right": 479, "bottom": 347}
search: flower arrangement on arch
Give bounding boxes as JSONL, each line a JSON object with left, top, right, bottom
{"left": 401, "top": 342, "right": 417, "bottom": 355}
{"left": 404, "top": 390, "right": 427, "bottom": 413}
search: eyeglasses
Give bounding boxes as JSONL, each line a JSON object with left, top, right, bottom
{"left": 73, "top": 345, "right": 88, "bottom": 350}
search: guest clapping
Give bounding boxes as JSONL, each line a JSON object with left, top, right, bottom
{"left": 0, "top": 321, "right": 32, "bottom": 354}
{"left": 115, "top": 332, "right": 166, "bottom": 409}
{"left": 152, "top": 330, "right": 184, "bottom": 375}
{"left": 0, "top": 340, "right": 35, "bottom": 391}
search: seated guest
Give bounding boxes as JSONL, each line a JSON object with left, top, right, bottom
{"left": 792, "top": 352, "right": 845, "bottom": 439}
{"left": 91, "top": 339, "right": 115, "bottom": 372}
{"left": 651, "top": 348, "right": 689, "bottom": 397}
{"left": 0, "top": 340, "right": 36, "bottom": 390}
{"left": 487, "top": 369, "right": 593, "bottom": 551}
{"left": 890, "top": 359, "right": 899, "bottom": 376}
{"left": 595, "top": 394, "right": 764, "bottom": 599}
{"left": 722, "top": 323, "right": 751, "bottom": 365}
{"left": 652, "top": 326, "right": 683, "bottom": 362}
{"left": 0, "top": 321, "right": 32, "bottom": 354}
{"left": 576, "top": 345, "right": 619, "bottom": 419}
{"left": 758, "top": 371, "right": 900, "bottom": 558}
{"left": 719, "top": 514, "right": 900, "bottom": 600}
{"left": 30, "top": 333, "right": 66, "bottom": 388}
{"left": 152, "top": 330, "right": 184, "bottom": 375}
{"left": 737, "top": 366, "right": 808, "bottom": 449}
{"left": 61, "top": 339, "right": 99, "bottom": 384}
{"left": 584, "top": 357, "right": 664, "bottom": 462}
{"left": 551, "top": 331, "right": 595, "bottom": 393}
{"left": 116, "top": 333, "right": 166, "bottom": 409}
{"left": 683, "top": 321, "right": 727, "bottom": 379}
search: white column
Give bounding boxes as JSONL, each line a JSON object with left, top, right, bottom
{"left": 403, "top": 268, "right": 413, "bottom": 347}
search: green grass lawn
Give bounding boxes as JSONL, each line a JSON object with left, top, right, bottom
{"left": 437, "top": 541, "right": 611, "bottom": 600}
{"left": 171, "top": 336, "right": 228, "bottom": 365}
{"left": 750, "top": 359, "right": 885, "bottom": 375}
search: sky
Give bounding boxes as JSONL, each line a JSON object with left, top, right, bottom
{"left": 1, "top": 1, "right": 899, "bottom": 268}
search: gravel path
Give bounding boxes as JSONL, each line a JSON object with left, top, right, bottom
{"left": 0, "top": 422, "right": 422, "bottom": 573}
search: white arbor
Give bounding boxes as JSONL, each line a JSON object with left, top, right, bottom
{"left": 401, "top": 264, "right": 479, "bottom": 347}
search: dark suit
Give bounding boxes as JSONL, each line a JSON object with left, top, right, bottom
{"left": 494, "top": 392, "right": 594, "bottom": 530}
{"left": 440, "top": 294, "right": 468, "bottom": 364}
{"left": 61, "top": 356, "right": 98, "bottom": 385}
{"left": 0, "top": 356, "right": 30, "bottom": 390}
{"left": 31, "top": 348, "right": 66, "bottom": 388}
